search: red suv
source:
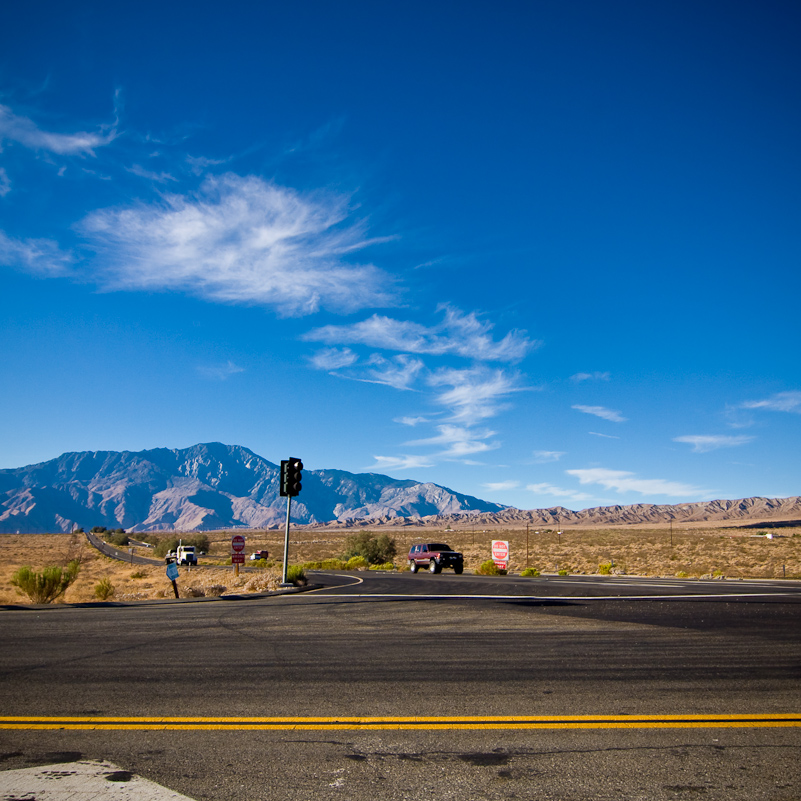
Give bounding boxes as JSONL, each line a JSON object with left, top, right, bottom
{"left": 407, "top": 543, "right": 464, "bottom": 574}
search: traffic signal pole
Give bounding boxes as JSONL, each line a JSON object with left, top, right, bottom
{"left": 279, "top": 457, "right": 303, "bottom": 586}
{"left": 282, "top": 493, "right": 292, "bottom": 585}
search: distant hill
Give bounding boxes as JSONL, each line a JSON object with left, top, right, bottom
{"left": 0, "top": 442, "right": 506, "bottom": 533}
{"left": 372, "top": 496, "right": 801, "bottom": 530}
{"left": 1, "top": 442, "right": 798, "bottom": 533}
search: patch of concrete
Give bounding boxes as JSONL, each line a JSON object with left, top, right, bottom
{"left": 0, "top": 759, "right": 196, "bottom": 800}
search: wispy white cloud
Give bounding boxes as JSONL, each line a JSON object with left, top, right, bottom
{"left": 483, "top": 480, "right": 520, "bottom": 491}
{"left": 79, "top": 173, "right": 395, "bottom": 316}
{"left": 308, "top": 347, "right": 358, "bottom": 371}
{"left": 407, "top": 424, "right": 499, "bottom": 458}
{"left": 533, "top": 450, "right": 564, "bottom": 463}
{"left": 395, "top": 416, "right": 431, "bottom": 427}
{"left": 429, "top": 366, "right": 523, "bottom": 426}
{"left": 126, "top": 164, "right": 178, "bottom": 183}
{"left": 0, "top": 167, "right": 10, "bottom": 196}
{"left": 361, "top": 354, "right": 424, "bottom": 390}
{"left": 196, "top": 360, "right": 245, "bottom": 380}
{"left": 367, "top": 454, "right": 435, "bottom": 472}
{"left": 589, "top": 431, "right": 620, "bottom": 439}
{"left": 571, "top": 371, "right": 610, "bottom": 382}
{"left": 0, "top": 103, "right": 118, "bottom": 156}
{"left": 740, "top": 391, "right": 801, "bottom": 414}
{"left": 673, "top": 434, "right": 755, "bottom": 453}
{"left": 526, "top": 483, "right": 593, "bottom": 502}
{"left": 0, "top": 230, "right": 73, "bottom": 275}
{"left": 572, "top": 404, "right": 627, "bottom": 423}
{"left": 304, "top": 304, "right": 536, "bottom": 363}
{"left": 566, "top": 467, "right": 707, "bottom": 497}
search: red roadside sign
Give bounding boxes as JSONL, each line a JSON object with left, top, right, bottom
{"left": 492, "top": 540, "right": 509, "bottom": 569}
{"left": 231, "top": 534, "right": 246, "bottom": 553}
{"left": 231, "top": 553, "right": 245, "bottom": 564}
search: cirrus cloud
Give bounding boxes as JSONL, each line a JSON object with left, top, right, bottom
{"left": 79, "top": 173, "right": 395, "bottom": 316}
{"left": 566, "top": 467, "right": 707, "bottom": 497}
{"left": 673, "top": 434, "right": 755, "bottom": 453}
{"left": 572, "top": 404, "right": 627, "bottom": 423}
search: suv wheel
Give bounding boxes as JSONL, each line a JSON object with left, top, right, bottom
{"left": 409, "top": 561, "right": 418, "bottom": 573}
{"left": 454, "top": 565, "right": 464, "bottom": 574}
{"left": 429, "top": 560, "right": 440, "bottom": 574}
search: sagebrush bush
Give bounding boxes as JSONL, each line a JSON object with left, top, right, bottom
{"left": 476, "top": 560, "right": 506, "bottom": 576}
{"left": 342, "top": 532, "right": 397, "bottom": 565}
{"left": 286, "top": 565, "right": 307, "bottom": 585}
{"left": 520, "top": 567, "right": 540, "bottom": 577}
{"left": 558, "top": 568, "right": 570, "bottom": 576}
{"left": 94, "top": 577, "right": 115, "bottom": 600}
{"left": 206, "top": 584, "right": 226, "bottom": 596}
{"left": 369, "top": 562, "right": 396, "bottom": 571}
{"left": 345, "top": 555, "right": 369, "bottom": 570}
{"left": 11, "top": 560, "right": 81, "bottom": 604}
{"left": 598, "top": 562, "right": 613, "bottom": 575}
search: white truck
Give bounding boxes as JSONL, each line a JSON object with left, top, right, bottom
{"left": 176, "top": 545, "right": 198, "bottom": 566}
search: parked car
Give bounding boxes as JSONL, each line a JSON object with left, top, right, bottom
{"left": 407, "top": 543, "right": 464, "bottom": 574}
{"left": 249, "top": 550, "right": 270, "bottom": 561}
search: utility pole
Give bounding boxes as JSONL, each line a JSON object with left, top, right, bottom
{"left": 526, "top": 524, "right": 529, "bottom": 568}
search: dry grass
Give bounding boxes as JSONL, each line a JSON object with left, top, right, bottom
{"left": 1, "top": 524, "right": 799, "bottom": 604}
{"left": 0, "top": 533, "right": 283, "bottom": 604}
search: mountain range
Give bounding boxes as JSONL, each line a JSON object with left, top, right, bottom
{"left": 0, "top": 442, "right": 505, "bottom": 533}
{"left": 1, "top": 442, "right": 798, "bottom": 533}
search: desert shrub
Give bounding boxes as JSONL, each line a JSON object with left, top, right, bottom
{"left": 302, "top": 559, "right": 348, "bottom": 570}
{"left": 369, "top": 562, "right": 396, "bottom": 571}
{"left": 345, "top": 555, "right": 369, "bottom": 570}
{"left": 185, "top": 587, "right": 205, "bottom": 597}
{"left": 520, "top": 567, "right": 540, "bottom": 577}
{"left": 130, "top": 570, "right": 147, "bottom": 579}
{"left": 94, "top": 577, "right": 115, "bottom": 600}
{"left": 342, "top": 532, "right": 397, "bottom": 565}
{"left": 206, "top": 584, "right": 227, "bottom": 596}
{"left": 598, "top": 562, "right": 613, "bottom": 575}
{"left": 676, "top": 570, "right": 689, "bottom": 578}
{"left": 11, "top": 560, "right": 81, "bottom": 604}
{"left": 558, "top": 568, "right": 569, "bottom": 576}
{"left": 250, "top": 558, "right": 269, "bottom": 569}
{"left": 286, "top": 565, "right": 307, "bottom": 585}
{"left": 476, "top": 560, "right": 506, "bottom": 576}
{"left": 106, "top": 530, "right": 129, "bottom": 547}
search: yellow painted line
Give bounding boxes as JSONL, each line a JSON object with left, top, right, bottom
{"left": 1, "top": 714, "right": 799, "bottom": 730}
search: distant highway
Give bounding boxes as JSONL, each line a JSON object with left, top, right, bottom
{"left": 84, "top": 530, "right": 162, "bottom": 566}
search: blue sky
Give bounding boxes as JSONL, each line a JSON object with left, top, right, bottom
{"left": 1, "top": 0, "right": 799, "bottom": 511}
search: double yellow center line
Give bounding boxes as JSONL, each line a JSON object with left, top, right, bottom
{"left": 1, "top": 714, "right": 798, "bottom": 730}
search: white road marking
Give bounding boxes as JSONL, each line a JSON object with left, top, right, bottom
{"left": 280, "top": 592, "right": 800, "bottom": 602}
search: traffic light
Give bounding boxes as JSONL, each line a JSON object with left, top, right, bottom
{"left": 280, "top": 457, "right": 303, "bottom": 497}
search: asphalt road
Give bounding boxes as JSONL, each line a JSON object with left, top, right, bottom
{"left": 1, "top": 572, "right": 799, "bottom": 800}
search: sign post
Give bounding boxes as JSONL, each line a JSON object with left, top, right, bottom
{"left": 166, "top": 561, "right": 180, "bottom": 598}
{"left": 492, "top": 540, "right": 509, "bottom": 571}
{"left": 231, "top": 534, "right": 246, "bottom": 576}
